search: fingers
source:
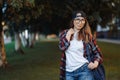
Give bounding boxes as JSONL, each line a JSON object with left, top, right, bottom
{"left": 88, "top": 62, "right": 98, "bottom": 70}
{"left": 68, "top": 28, "right": 74, "bottom": 35}
{"left": 88, "top": 62, "right": 94, "bottom": 69}
{"left": 66, "top": 28, "right": 74, "bottom": 41}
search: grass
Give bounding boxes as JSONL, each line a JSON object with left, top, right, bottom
{"left": 98, "top": 42, "right": 120, "bottom": 80}
{"left": 0, "top": 40, "right": 120, "bottom": 80}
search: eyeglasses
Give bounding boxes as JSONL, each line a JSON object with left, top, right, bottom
{"left": 74, "top": 18, "right": 85, "bottom": 23}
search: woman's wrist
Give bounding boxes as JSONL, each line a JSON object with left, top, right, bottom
{"left": 94, "top": 60, "right": 99, "bottom": 68}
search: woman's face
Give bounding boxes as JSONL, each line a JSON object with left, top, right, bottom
{"left": 73, "top": 17, "right": 85, "bottom": 30}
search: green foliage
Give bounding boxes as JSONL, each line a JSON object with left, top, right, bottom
{"left": 34, "top": 0, "right": 120, "bottom": 29}
{"left": 4, "top": 0, "right": 120, "bottom": 33}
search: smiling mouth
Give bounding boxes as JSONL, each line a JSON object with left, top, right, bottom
{"left": 77, "top": 24, "right": 81, "bottom": 27}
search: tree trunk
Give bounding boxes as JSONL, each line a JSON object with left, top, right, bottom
{"left": 29, "top": 33, "right": 36, "bottom": 48}
{"left": 20, "top": 33, "right": 27, "bottom": 47}
{"left": 14, "top": 33, "right": 25, "bottom": 54}
{"left": 0, "top": 31, "right": 7, "bottom": 67}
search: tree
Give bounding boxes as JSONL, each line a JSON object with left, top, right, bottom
{"left": 0, "top": 0, "right": 7, "bottom": 67}
{"left": 6, "top": 0, "right": 37, "bottom": 50}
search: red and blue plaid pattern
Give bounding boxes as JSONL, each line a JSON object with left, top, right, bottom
{"left": 59, "top": 29, "right": 103, "bottom": 80}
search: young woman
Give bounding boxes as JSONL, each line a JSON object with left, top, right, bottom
{"left": 59, "top": 11, "right": 103, "bottom": 80}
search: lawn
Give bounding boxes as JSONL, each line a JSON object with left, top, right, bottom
{"left": 98, "top": 42, "right": 120, "bottom": 80}
{"left": 0, "top": 40, "right": 120, "bottom": 80}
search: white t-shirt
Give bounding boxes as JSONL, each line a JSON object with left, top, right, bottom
{"left": 65, "top": 32, "right": 88, "bottom": 72}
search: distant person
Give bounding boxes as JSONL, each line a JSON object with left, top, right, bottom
{"left": 59, "top": 10, "right": 103, "bottom": 80}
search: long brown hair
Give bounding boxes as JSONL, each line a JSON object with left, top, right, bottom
{"left": 69, "top": 19, "right": 92, "bottom": 43}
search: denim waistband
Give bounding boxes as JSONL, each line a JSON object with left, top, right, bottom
{"left": 72, "top": 63, "right": 88, "bottom": 73}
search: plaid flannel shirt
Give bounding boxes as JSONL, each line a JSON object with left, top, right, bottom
{"left": 58, "top": 29, "right": 103, "bottom": 80}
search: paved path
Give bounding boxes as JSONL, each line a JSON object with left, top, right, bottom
{"left": 97, "top": 39, "right": 120, "bottom": 44}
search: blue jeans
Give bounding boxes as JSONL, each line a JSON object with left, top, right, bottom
{"left": 66, "top": 63, "right": 94, "bottom": 80}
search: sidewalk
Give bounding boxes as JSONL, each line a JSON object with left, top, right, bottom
{"left": 97, "top": 38, "right": 120, "bottom": 44}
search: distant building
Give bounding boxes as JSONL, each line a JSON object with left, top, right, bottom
{"left": 96, "top": 16, "right": 120, "bottom": 40}
{"left": 96, "top": 24, "right": 110, "bottom": 38}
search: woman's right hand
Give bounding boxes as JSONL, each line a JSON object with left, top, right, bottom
{"left": 66, "top": 28, "right": 74, "bottom": 41}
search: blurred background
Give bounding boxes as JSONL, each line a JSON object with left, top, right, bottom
{"left": 0, "top": 0, "right": 120, "bottom": 80}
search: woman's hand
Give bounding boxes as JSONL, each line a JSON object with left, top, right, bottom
{"left": 88, "top": 61, "right": 99, "bottom": 70}
{"left": 66, "top": 28, "right": 74, "bottom": 41}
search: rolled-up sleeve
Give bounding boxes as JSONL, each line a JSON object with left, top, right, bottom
{"left": 59, "top": 30, "right": 70, "bottom": 52}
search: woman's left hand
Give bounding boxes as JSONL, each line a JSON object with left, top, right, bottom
{"left": 88, "top": 61, "right": 99, "bottom": 70}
